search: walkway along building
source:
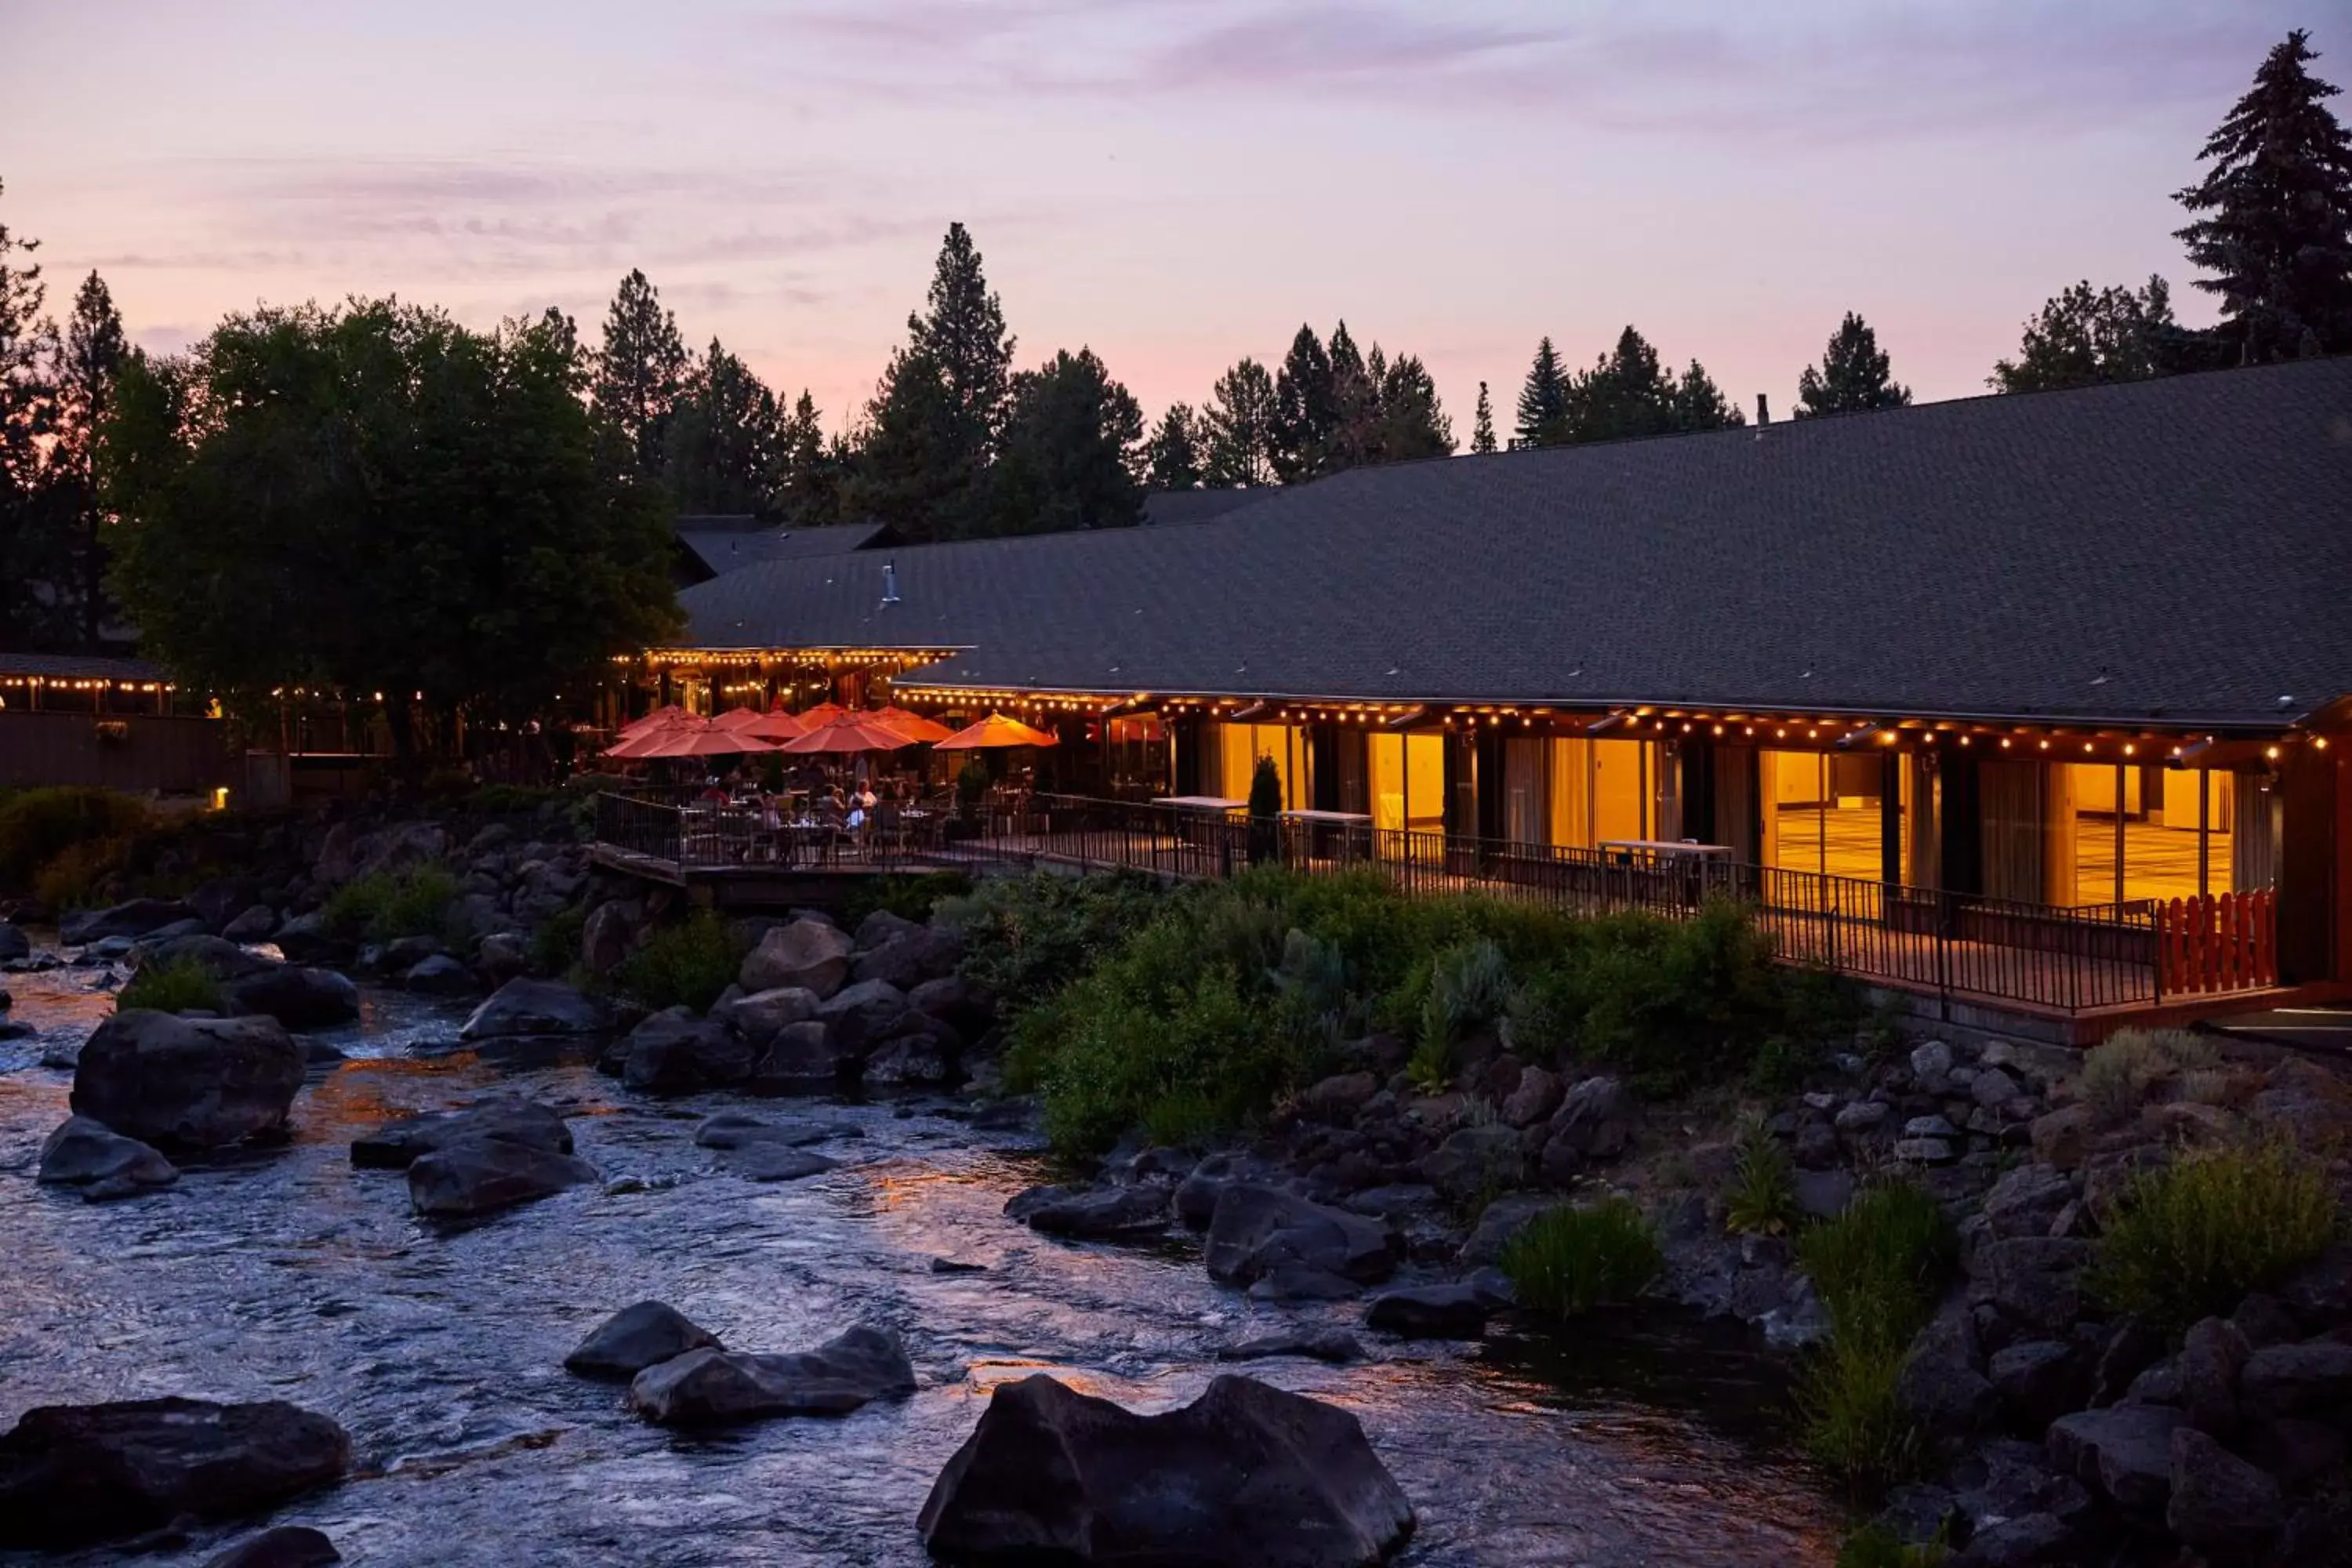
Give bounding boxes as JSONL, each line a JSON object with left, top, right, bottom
{"left": 634, "top": 358, "right": 2352, "bottom": 1039}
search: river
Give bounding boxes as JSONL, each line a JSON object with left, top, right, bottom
{"left": 0, "top": 942, "right": 1844, "bottom": 1566}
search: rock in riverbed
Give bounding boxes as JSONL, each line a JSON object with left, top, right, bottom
{"left": 459, "top": 977, "right": 612, "bottom": 1040}
{"left": 626, "top": 1328, "right": 915, "bottom": 1426}
{"left": 1013, "top": 1183, "right": 1173, "bottom": 1240}
{"left": 203, "top": 1526, "right": 343, "bottom": 1568}
{"left": 1205, "top": 1182, "right": 1399, "bottom": 1287}
{"left": 351, "top": 1096, "right": 573, "bottom": 1169}
{"left": 917, "top": 1373, "right": 1414, "bottom": 1567}
{"left": 407, "top": 1135, "right": 597, "bottom": 1218}
{"left": 0, "top": 1397, "right": 350, "bottom": 1550}
{"left": 35, "top": 1115, "right": 178, "bottom": 1201}
{"left": 565, "top": 1301, "right": 723, "bottom": 1381}
{"left": 71, "top": 1010, "right": 303, "bottom": 1150}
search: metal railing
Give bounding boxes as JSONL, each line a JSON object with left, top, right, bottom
{"left": 592, "top": 791, "right": 937, "bottom": 874}
{"left": 595, "top": 789, "right": 2285, "bottom": 1014}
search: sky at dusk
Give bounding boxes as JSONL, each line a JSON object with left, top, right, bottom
{"left": 2, "top": 2, "right": 2321, "bottom": 436}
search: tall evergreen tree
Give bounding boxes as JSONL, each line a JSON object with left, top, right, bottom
{"left": 851, "top": 223, "right": 1015, "bottom": 539}
{"left": 1794, "top": 312, "right": 1911, "bottom": 417}
{"left": 1203, "top": 358, "right": 1278, "bottom": 487}
{"left": 1990, "top": 278, "right": 2182, "bottom": 393}
{"left": 590, "top": 270, "right": 687, "bottom": 483}
{"left": 1471, "top": 380, "right": 1497, "bottom": 454}
{"left": 1515, "top": 336, "right": 1569, "bottom": 447}
{"left": 56, "top": 271, "right": 127, "bottom": 645}
{"left": 2175, "top": 30, "right": 2352, "bottom": 361}
{"left": 987, "top": 347, "right": 1145, "bottom": 533}
{"left": 1327, "top": 324, "right": 1377, "bottom": 470}
{"left": 0, "top": 177, "right": 67, "bottom": 652}
{"left": 664, "top": 338, "right": 786, "bottom": 515}
{"left": 1668, "top": 358, "right": 1742, "bottom": 432}
{"left": 1145, "top": 402, "right": 1204, "bottom": 490}
{"left": 1270, "top": 324, "right": 1335, "bottom": 483}
{"left": 1372, "top": 351, "right": 1454, "bottom": 461}
{"left": 775, "top": 390, "right": 844, "bottom": 526}
{"left": 1559, "top": 326, "right": 1743, "bottom": 445}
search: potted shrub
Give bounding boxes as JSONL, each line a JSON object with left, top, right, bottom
{"left": 1247, "top": 754, "right": 1283, "bottom": 866}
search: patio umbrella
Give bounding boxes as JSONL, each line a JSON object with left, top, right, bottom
{"left": 634, "top": 723, "right": 780, "bottom": 759}
{"left": 779, "top": 715, "right": 917, "bottom": 755}
{"left": 797, "top": 701, "right": 850, "bottom": 727}
{"left": 604, "top": 712, "right": 698, "bottom": 758}
{"left": 731, "top": 707, "right": 810, "bottom": 742}
{"left": 932, "top": 712, "right": 1059, "bottom": 750}
{"left": 710, "top": 706, "right": 773, "bottom": 730}
{"left": 615, "top": 703, "right": 688, "bottom": 742}
{"left": 869, "top": 705, "right": 956, "bottom": 744}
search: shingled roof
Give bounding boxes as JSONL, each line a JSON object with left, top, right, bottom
{"left": 675, "top": 520, "right": 894, "bottom": 579}
{"left": 674, "top": 358, "right": 2352, "bottom": 729}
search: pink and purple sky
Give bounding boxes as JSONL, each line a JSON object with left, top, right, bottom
{"left": 2, "top": 2, "right": 2315, "bottom": 434}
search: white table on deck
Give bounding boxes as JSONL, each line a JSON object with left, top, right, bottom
{"left": 1155, "top": 796, "right": 1247, "bottom": 811}
{"left": 1599, "top": 839, "right": 1733, "bottom": 858}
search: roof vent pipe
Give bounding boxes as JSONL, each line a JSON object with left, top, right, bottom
{"left": 1756, "top": 394, "right": 1769, "bottom": 427}
{"left": 880, "top": 561, "right": 901, "bottom": 606}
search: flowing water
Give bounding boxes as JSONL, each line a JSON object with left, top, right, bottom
{"left": 0, "top": 944, "right": 1844, "bottom": 1566}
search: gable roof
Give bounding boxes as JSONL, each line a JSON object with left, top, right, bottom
{"left": 674, "top": 359, "right": 2352, "bottom": 729}
{"left": 1141, "top": 488, "right": 1274, "bottom": 528}
{"left": 675, "top": 520, "right": 895, "bottom": 579}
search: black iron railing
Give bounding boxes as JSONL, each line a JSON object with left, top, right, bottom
{"left": 597, "top": 789, "right": 2230, "bottom": 1014}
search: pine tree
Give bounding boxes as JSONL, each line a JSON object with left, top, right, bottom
{"left": 775, "top": 391, "right": 845, "bottom": 527}
{"left": 0, "top": 177, "right": 67, "bottom": 651}
{"left": 1372, "top": 351, "right": 1454, "bottom": 461}
{"left": 664, "top": 338, "right": 786, "bottom": 515}
{"left": 590, "top": 269, "right": 687, "bottom": 482}
{"left": 987, "top": 347, "right": 1145, "bottom": 533}
{"left": 1145, "top": 402, "right": 1204, "bottom": 489}
{"left": 1669, "top": 358, "right": 1744, "bottom": 432}
{"left": 1471, "top": 381, "right": 1497, "bottom": 454}
{"left": 1794, "top": 312, "right": 1911, "bottom": 417}
{"left": 1271, "top": 324, "right": 1335, "bottom": 483}
{"left": 1515, "top": 336, "right": 1568, "bottom": 446}
{"left": 1327, "top": 324, "right": 1376, "bottom": 470}
{"left": 909, "top": 221, "right": 1014, "bottom": 448}
{"left": 56, "top": 271, "right": 126, "bottom": 645}
{"left": 1991, "top": 278, "right": 2182, "bottom": 392}
{"left": 2175, "top": 30, "right": 2352, "bottom": 361}
{"left": 1203, "top": 358, "right": 1278, "bottom": 487}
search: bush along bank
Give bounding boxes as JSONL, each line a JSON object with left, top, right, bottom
{"left": 946, "top": 873, "right": 2352, "bottom": 1568}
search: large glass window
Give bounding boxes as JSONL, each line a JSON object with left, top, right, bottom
{"left": 1214, "top": 722, "right": 1308, "bottom": 810}
{"left": 1367, "top": 731, "right": 1446, "bottom": 837}
{"left": 2067, "top": 763, "right": 2248, "bottom": 908}
{"left": 1544, "top": 737, "right": 1657, "bottom": 848}
{"left": 1761, "top": 750, "right": 1886, "bottom": 880}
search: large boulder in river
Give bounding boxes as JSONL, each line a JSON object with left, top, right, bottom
{"left": 59, "top": 898, "right": 198, "bottom": 946}
{"left": 565, "top": 1301, "right": 723, "bottom": 1381}
{"left": 407, "top": 1135, "right": 597, "bottom": 1218}
{"left": 71, "top": 1011, "right": 303, "bottom": 1149}
{"left": 916, "top": 1373, "right": 1414, "bottom": 1567}
{"left": 350, "top": 1096, "right": 572, "bottom": 1169}
{"left": 851, "top": 926, "right": 964, "bottom": 991}
{"left": 134, "top": 933, "right": 275, "bottom": 982}
{"left": 36, "top": 1115, "right": 179, "bottom": 1201}
{"left": 815, "top": 978, "right": 910, "bottom": 1056}
{"left": 716, "top": 985, "right": 820, "bottom": 1047}
{"left": 751, "top": 1020, "right": 859, "bottom": 1091}
{"left": 0, "top": 923, "right": 29, "bottom": 963}
{"left": 626, "top": 1327, "right": 914, "bottom": 1427}
{"left": 459, "top": 977, "right": 612, "bottom": 1040}
{"left": 1205, "top": 1183, "right": 1399, "bottom": 1288}
{"left": 0, "top": 1396, "right": 350, "bottom": 1550}
{"left": 203, "top": 1526, "right": 343, "bottom": 1568}
{"left": 224, "top": 965, "right": 361, "bottom": 1030}
{"left": 622, "top": 1007, "right": 753, "bottom": 1094}
{"left": 738, "top": 918, "right": 854, "bottom": 999}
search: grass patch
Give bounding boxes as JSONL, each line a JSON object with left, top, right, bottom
{"left": 611, "top": 910, "right": 744, "bottom": 1013}
{"left": 2085, "top": 1142, "right": 2339, "bottom": 1333}
{"left": 1835, "top": 1522, "right": 1948, "bottom": 1568}
{"left": 1725, "top": 1116, "right": 1801, "bottom": 1237}
{"left": 117, "top": 955, "right": 224, "bottom": 1014}
{"left": 33, "top": 835, "right": 137, "bottom": 911}
{"left": 2078, "top": 1026, "right": 2220, "bottom": 1127}
{"left": 1498, "top": 1199, "right": 1663, "bottom": 1319}
{"left": 1795, "top": 1182, "right": 1958, "bottom": 1486}
{"left": 0, "top": 786, "right": 152, "bottom": 893}
{"left": 323, "top": 864, "right": 462, "bottom": 943}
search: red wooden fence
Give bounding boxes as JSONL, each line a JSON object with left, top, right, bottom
{"left": 2156, "top": 889, "right": 2278, "bottom": 996}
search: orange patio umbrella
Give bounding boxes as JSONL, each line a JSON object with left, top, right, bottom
{"left": 797, "top": 701, "right": 850, "bottom": 727}
{"left": 932, "top": 712, "right": 1060, "bottom": 750}
{"left": 710, "top": 706, "right": 772, "bottom": 730}
{"left": 731, "top": 707, "right": 810, "bottom": 742}
{"left": 604, "top": 713, "right": 697, "bottom": 758}
{"left": 634, "top": 723, "right": 780, "bottom": 759}
{"left": 779, "top": 715, "right": 917, "bottom": 755}
{"left": 869, "top": 705, "right": 956, "bottom": 744}
{"left": 616, "top": 703, "right": 689, "bottom": 741}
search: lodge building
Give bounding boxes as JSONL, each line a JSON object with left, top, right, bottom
{"left": 633, "top": 358, "right": 2352, "bottom": 1036}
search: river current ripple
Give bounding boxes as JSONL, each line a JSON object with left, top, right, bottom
{"left": 0, "top": 946, "right": 1841, "bottom": 1566}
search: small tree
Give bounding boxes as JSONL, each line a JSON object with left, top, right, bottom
{"left": 1795, "top": 312, "right": 1911, "bottom": 417}
{"left": 1471, "top": 380, "right": 1497, "bottom": 453}
{"left": 1246, "top": 753, "right": 1283, "bottom": 866}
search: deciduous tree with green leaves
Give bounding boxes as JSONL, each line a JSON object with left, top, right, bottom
{"left": 2176, "top": 29, "right": 2352, "bottom": 362}
{"left": 102, "top": 299, "right": 679, "bottom": 770}
{"left": 1795, "top": 312, "right": 1910, "bottom": 417}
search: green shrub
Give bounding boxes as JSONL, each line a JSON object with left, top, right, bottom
{"left": 1803, "top": 1334, "right": 1920, "bottom": 1488}
{"left": 323, "top": 863, "right": 463, "bottom": 943}
{"left": 117, "top": 955, "right": 224, "bottom": 1014}
{"left": 1835, "top": 1520, "right": 1948, "bottom": 1567}
{"left": 956, "top": 760, "right": 991, "bottom": 808}
{"left": 939, "top": 870, "right": 1167, "bottom": 1016}
{"left": 2086, "top": 1142, "right": 2339, "bottom": 1332}
{"left": 1796, "top": 1182, "right": 1956, "bottom": 1352}
{"left": 0, "top": 786, "right": 151, "bottom": 892}
{"left": 33, "top": 835, "right": 134, "bottom": 911}
{"left": 611, "top": 909, "right": 744, "bottom": 1013}
{"left": 2078, "top": 1027, "right": 2220, "bottom": 1127}
{"left": 1725, "top": 1116, "right": 1800, "bottom": 1237}
{"left": 464, "top": 784, "right": 561, "bottom": 815}
{"left": 1421, "top": 938, "right": 1515, "bottom": 1050}
{"left": 529, "top": 903, "right": 586, "bottom": 976}
{"left": 844, "top": 871, "right": 973, "bottom": 931}
{"left": 1499, "top": 1199, "right": 1663, "bottom": 1319}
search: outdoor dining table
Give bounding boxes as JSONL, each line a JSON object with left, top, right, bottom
{"left": 1282, "top": 808, "right": 1374, "bottom": 861}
